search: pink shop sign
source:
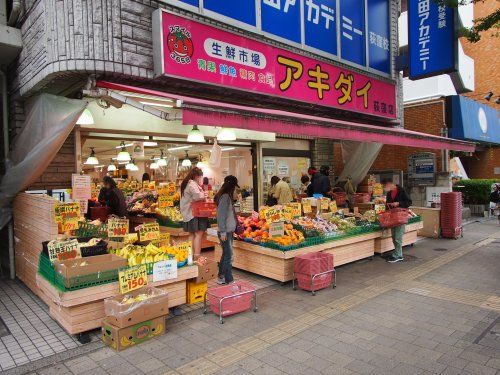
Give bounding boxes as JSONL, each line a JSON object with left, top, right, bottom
{"left": 153, "top": 10, "right": 397, "bottom": 119}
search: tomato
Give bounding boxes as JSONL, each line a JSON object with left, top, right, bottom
{"left": 167, "top": 31, "right": 194, "bottom": 58}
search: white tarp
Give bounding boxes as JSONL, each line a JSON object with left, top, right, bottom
{"left": 337, "top": 141, "right": 383, "bottom": 187}
{"left": 0, "top": 94, "right": 85, "bottom": 229}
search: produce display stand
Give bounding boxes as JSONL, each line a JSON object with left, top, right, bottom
{"left": 373, "top": 221, "right": 423, "bottom": 254}
{"left": 209, "top": 231, "right": 379, "bottom": 282}
{"left": 35, "top": 265, "right": 197, "bottom": 337}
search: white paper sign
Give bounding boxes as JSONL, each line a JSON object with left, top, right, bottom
{"left": 277, "top": 162, "right": 289, "bottom": 176}
{"left": 263, "top": 157, "right": 276, "bottom": 174}
{"left": 152, "top": 260, "right": 177, "bottom": 282}
{"left": 72, "top": 174, "right": 91, "bottom": 200}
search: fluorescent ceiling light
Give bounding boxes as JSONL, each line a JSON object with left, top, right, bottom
{"left": 221, "top": 147, "right": 236, "bottom": 151}
{"left": 140, "top": 101, "right": 174, "bottom": 108}
{"left": 76, "top": 109, "right": 94, "bottom": 125}
{"left": 168, "top": 145, "right": 192, "bottom": 151}
{"left": 143, "top": 141, "right": 158, "bottom": 147}
{"left": 217, "top": 128, "right": 236, "bottom": 141}
{"left": 187, "top": 125, "right": 205, "bottom": 143}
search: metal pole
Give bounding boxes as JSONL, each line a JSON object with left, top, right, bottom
{"left": 1, "top": 69, "right": 15, "bottom": 279}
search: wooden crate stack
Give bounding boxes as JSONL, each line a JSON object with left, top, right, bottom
{"left": 13, "top": 193, "right": 59, "bottom": 295}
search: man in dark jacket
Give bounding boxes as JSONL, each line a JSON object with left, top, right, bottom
{"left": 384, "top": 178, "right": 412, "bottom": 263}
{"left": 308, "top": 165, "right": 331, "bottom": 197}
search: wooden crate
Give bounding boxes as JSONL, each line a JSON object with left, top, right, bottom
{"left": 161, "top": 226, "right": 214, "bottom": 249}
{"left": 36, "top": 265, "right": 197, "bottom": 335}
{"left": 211, "top": 232, "right": 379, "bottom": 282}
{"left": 13, "top": 193, "right": 59, "bottom": 296}
{"left": 374, "top": 221, "right": 423, "bottom": 254}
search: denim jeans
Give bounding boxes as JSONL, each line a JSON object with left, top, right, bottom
{"left": 218, "top": 232, "right": 234, "bottom": 283}
{"left": 391, "top": 224, "right": 405, "bottom": 258}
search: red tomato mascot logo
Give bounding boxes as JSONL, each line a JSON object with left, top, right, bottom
{"left": 167, "top": 26, "right": 194, "bottom": 64}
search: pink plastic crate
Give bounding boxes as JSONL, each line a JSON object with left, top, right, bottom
{"left": 207, "top": 281, "right": 255, "bottom": 318}
{"left": 294, "top": 252, "right": 334, "bottom": 275}
{"left": 296, "top": 272, "right": 332, "bottom": 292}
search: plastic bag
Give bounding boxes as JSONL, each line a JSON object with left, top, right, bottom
{"left": 209, "top": 139, "right": 222, "bottom": 167}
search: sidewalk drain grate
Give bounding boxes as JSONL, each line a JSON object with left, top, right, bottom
{"left": 0, "top": 317, "right": 10, "bottom": 338}
{"left": 433, "top": 248, "right": 448, "bottom": 252}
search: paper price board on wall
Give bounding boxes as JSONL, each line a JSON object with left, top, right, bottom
{"left": 119, "top": 265, "right": 148, "bottom": 294}
{"left": 153, "top": 260, "right": 177, "bottom": 282}
{"left": 269, "top": 221, "right": 285, "bottom": 238}
{"left": 138, "top": 223, "right": 160, "bottom": 242}
{"left": 158, "top": 195, "right": 174, "bottom": 208}
{"left": 47, "top": 239, "right": 81, "bottom": 263}
{"left": 108, "top": 218, "right": 129, "bottom": 238}
{"left": 302, "top": 199, "right": 312, "bottom": 214}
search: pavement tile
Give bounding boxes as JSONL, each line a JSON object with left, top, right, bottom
{"left": 463, "top": 362, "right": 497, "bottom": 375}
{"left": 437, "top": 353, "right": 470, "bottom": 369}
{"left": 135, "top": 358, "right": 165, "bottom": 373}
{"left": 251, "top": 363, "right": 285, "bottom": 375}
{"left": 485, "top": 357, "right": 500, "bottom": 370}
{"left": 459, "top": 349, "right": 491, "bottom": 365}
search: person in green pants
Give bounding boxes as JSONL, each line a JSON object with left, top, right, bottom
{"left": 383, "top": 179, "right": 412, "bottom": 263}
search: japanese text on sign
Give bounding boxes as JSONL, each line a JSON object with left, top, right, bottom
{"left": 108, "top": 218, "right": 129, "bottom": 238}
{"left": 119, "top": 265, "right": 148, "bottom": 294}
{"left": 302, "top": 199, "right": 312, "bottom": 214}
{"left": 139, "top": 223, "right": 160, "bottom": 242}
{"left": 47, "top": 239, "right": 81, "bottom": 263}
{"left": 158, "top": 195, "right": 175, "bottom": 208}
{"left": 54, "top": 203, "right": 81, "bottom": 231}
{"left": 269, "top": 221, "right": 285, "bottom": 238}
{"left": 285, "top": 202, "right": 302, "bottom": 218}
{"left": 153, "top": 260, "right": 177, "bottom": 282}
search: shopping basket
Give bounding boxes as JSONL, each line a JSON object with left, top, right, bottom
{"left": 377, "top": 208, "right": 409, "bottom": 228}
{"left": 191, "top": 201, "right": 217, "bottom": 218}
{"left": 354, "top": 193, "right": 371, "bottom": 203}
{"left": 332, "top": 192, "right": 347, "bottom": 206}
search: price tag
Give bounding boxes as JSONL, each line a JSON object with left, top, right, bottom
{"left": 124, "top": 233, "right": 138, "bottom": 244}
{"left": 47, "top": 239, "right": 81, "bottom": 262}
{"left": 176, "top": 241, "right": 191, "bottom": 253}
{"left": 119, "top": 265, "right": 148, "bottom": 294}
{"left": 269, "top": 221, "right": 285, "bottom": 238}
{"left": 320, "top": 198, "right": 330, "bottom": 210}
{"left": 54, "top": 202, "right": 80, "bottom": 223}
{"left": 139, "top": 223, "right": 160, "bottom": 242}
{"left": 375, "top": 204, "right": 386, "bottom": 214}
{"left": 157, "top": 187, "right": 169, "bottom": 196}
{"left": 264, "top": 207, "right": 283, "bottom": 223}
{"left": 330, "top": 201, "right": 338, "bottom": 213}
{"left": 167, "top": 182, "right": 176, "bottom": 193}
{"left": 130, "top": 181, "right": 138, "bottom": 190}
{"left": 107, "top": 218, "right": 129, "bottom": 238}
{"left": 158, "top": 195, "right": 174, "bottom": 208}
{"left": 302, "top": 199, "right": 312, "bottom": 214}
{"left": 152, "top": 232, "right": 171, "bottom": 248}
{"left": 283, "top": 205, "right": 293, "bottom": 221}
{"left": 153, "top": 260, "right": 177, "bottom": 282}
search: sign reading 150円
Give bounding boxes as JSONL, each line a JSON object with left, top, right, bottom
{"left": 153, "top": 11, "right": 396, "bottom": 119}
{"left": 161, "top": 0, "right": 391, "bottom": 75}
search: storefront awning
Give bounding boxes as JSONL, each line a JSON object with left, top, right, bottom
{"left": 96, "top": 81, "right": 476, "bottom": 152}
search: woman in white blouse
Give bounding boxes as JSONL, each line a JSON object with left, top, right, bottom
{"left": 180, "top": 167, "right": 207, "bottom": 256}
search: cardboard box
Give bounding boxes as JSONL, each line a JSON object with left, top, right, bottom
{"left": 410, "top": 206, "right": 440, "bottom": 238}
{"left": 101, "top": 316, "right": 166, "bottom": 351}
{"left": 194, "top": 257, "right": 218, "bottom": 283}
{"left": 54, "top": 254, "right": 127, "bottom": 287}
{"left": 104, "top": 286, "right": 169, "bottom": 328}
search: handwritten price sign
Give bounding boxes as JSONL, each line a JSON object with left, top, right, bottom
{"left": 269, "top": 221, "right": 285, "bottom": 238}
{"left": 302, "top": 199, "right": 312, "bottom": 214}
{"left": 108, "top": 218, "right": 129, "bottom": 238}
{"left": 47, "top": 239, "right": 81, "bottom": 263}
{"left": 320, "top": 198, "right": 330, "bottom": 210}
{"left": 158, "top": 195, "right": 174, "bottom": 208}
{"left": 285, "top": 203, "right": 302, "bottom": 218}
{"left": 139, "top": 223, "right": 160, "bottom": 242}
{"left": 330, "top": 201, "right": 338, "bottom": 213}
{"left": 119, "top": 265, "right": 148, "bottom": 294}
{"left": 264, "top": 207, "right": 284, "bottom": 223}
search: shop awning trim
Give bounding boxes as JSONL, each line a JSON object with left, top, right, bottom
{"left": 96, "top": 81, "right": 476, "bottom": 152}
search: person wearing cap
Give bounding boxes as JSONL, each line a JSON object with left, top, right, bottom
{"left": 214, "top": 175, "right": 240, "bottom": 285}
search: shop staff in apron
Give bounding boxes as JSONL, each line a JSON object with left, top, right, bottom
{"left": 384, "top": 178, "right": 412, "bottom": 263}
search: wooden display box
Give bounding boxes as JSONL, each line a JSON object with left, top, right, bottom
{"left": 373, "top": 221, "right": 423, "bottom": 254}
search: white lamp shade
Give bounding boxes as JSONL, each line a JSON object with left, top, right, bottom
{"left": 150, "top": 162, "right": 159, "bottom": 170}
{"left": 76, "top": 109, "right": 94, "bottom": 125}
{"left": 182, "top": 158, "right": 192, "bottom": 167}
{"left": 85, "top": 156, "right": 99, "bottom": 165}
{"left": 117, "top": 150, "right": 131, "bottom": 162}
{"left": 131, "top": 165, "right": 139, "bottom": 171}
{"left": 125, "top": 162, "right": 135, "bottom": 170}
{"left": 157, "top": 158, "right": 168, "bottom": 167}
{"left": 187, "top": 126, "right": 205, "bottom": 143}
{"left": 217, "top": 128, "right": 236, "bottom": 141}
{"left": 108, "top": 164, "right": 117, "bottom": 172}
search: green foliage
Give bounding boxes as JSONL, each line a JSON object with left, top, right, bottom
{"left": 453, "top": 179, "right": 498, "bottom": 204}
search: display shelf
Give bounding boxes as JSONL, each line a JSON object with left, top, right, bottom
{"left": 373, "top": 221, "right": 423, "bottom": 254}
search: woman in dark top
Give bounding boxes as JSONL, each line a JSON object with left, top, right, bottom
{"left": 99, "top": 176, "right": 127, "bottom": 217}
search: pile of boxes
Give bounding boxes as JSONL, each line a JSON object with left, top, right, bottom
{"left": 187, "top": 256, "right": 218, "bottom": 304}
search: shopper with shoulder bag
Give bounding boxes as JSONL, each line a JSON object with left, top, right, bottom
{"left": 214, "top": 175, "right": 240, "bottom": 285}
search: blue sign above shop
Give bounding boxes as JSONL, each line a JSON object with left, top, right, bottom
{"left": 448, "top": 96, "right": 500, "bottom": 145}
{"left": 166, "top": 0, "right": 392, "bottom": 75}
{"left": 408, "top": 0, "right": 456, "bottom": 80}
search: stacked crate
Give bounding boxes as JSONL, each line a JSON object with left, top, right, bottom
{"left": 440, "top": 192, "right": 462, "bottom": 239}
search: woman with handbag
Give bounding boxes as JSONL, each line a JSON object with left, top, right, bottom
{"left": 180, "top": 167, "right": 208, "bottom": 257}
{"left": 214, "top": 175, "right": 240, "bottom": 285}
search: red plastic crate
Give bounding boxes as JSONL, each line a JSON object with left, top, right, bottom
{"left": 294, "top": 252, "right": 334, "bottom": 275}
{"left": 354, "top": 193, "right": 371, "bottom": 203}
{"left": 332, "top": 192, "right": 347, "bottom": 206}
{"left": 296, "top": 272, "right": 332, "bottom": 292}
{"left": 90, "top": 206, "right": 109, "bottom": 222}
{"left": 192, "top": 201, "right": 217, "bottom": 218}
{"left": 378, "top": 208, "right": 409, "bottom": 228}
{"left": 207, "top": 282, "right": 255, "bottom": 317}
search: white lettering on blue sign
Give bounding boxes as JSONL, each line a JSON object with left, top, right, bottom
{"left": 369, "top": 32, "right": 389, "bottom": 51}
{"left": 306, "top": 0, "right": 335, "bottom": 30}
{"left": 263, "top": 0, "right": 297, "bottom": 12}
{"left": 417, "top": 0, "right": 430, "bottom": 71}
{"left": 438, "top": 5, "right": 447, "bottom": 28}
{"left": 341, "top": 15, "right": 363, "bottom": 40}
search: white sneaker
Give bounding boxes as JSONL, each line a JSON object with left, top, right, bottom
{"left": 216, "top": 277, "right": 226, "bottom": 285}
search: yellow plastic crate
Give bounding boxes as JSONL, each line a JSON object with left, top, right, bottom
{"left": 187, "top": 280, "right": 208, "bottom": 304}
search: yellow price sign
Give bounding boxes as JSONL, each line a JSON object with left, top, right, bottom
{"left": 139, "top": 223, "right": 160, "bottom": 242}
{"left": 375, "top": 204, "right": 386, "bottom": 214}
{"left": 176, "top": 241, "right": 191, "bottom": 253}
{"left": 108, "top": 218, "right": 129, "bottom": 238}
{"left": 47, "top": 239, "right": 81, "bottom": 263}
{"left": 54, "top": 202, "right": 80, "bottom": 223}
{"left": 152, "top": 232, "right": 171, "bottom": 247}
{"left": 264, "top": 207, "right": 283, "bottom": 223}
{"left": 119, "top": 265, "right": 148, "bottom": 294}
{"left": 283, "top": 206, "right": 293, "bottom": 221}
{"left": 302, "top": 199, "right": 312, "bottom": 214}
{"left": 285, "top": 203, "right": 302, "bottom": 218}
{"left": 330, "top": 201, "right": 338, "bottom": 213}
{"left": 124, "top": 233, "right": 138, "bottom": 244}
{"left": 158, "top": 195, "right": 174, "bottom": 208}
{"left": 320, "top": 198, "right": 330, "bottom": 210}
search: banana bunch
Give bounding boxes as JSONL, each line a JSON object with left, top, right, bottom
{"left": 116, "top": 243, "right": 188, "bottom": 266}
{"left": 120, "top": 336, "right": 135, "bottom": 348}
{"left": 156, "top": 207, "right": 183, "bottom": 222}
{"left": 159, "top": 245, "right": 188, "bottom": 263}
